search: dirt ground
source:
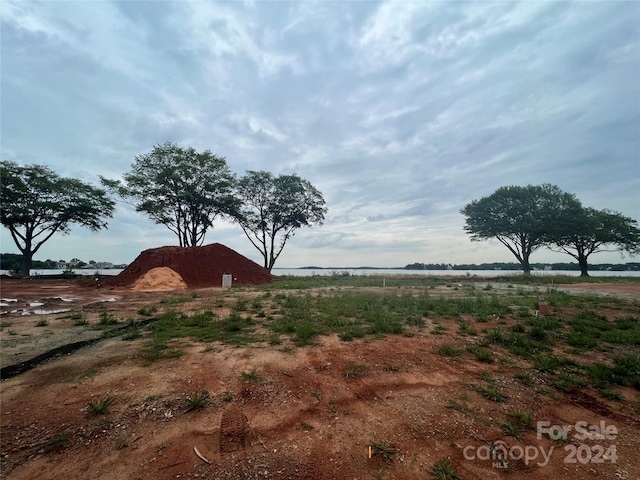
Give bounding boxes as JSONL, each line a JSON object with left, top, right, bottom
{"left": 1, "top": 278, "right": 639, "bottom": 479}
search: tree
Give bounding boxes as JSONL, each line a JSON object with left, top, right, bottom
{"left": 0, "top": 161, "right": 116, "bottom": 277}
{"left": 460, "top": 184, "right": 581, "bottom": 275}
{"left": 101, "top": 142, "right": 239, "bottom": 247}
{"left": 548, "top": 207, "right": 640, "bottom": 276}
{"left": 236, "top": 171, "right": 327, "bottom": 271}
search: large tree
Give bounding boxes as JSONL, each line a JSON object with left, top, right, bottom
{"left": 101, "top": 142, "right": 239, "bottom": 247}
{"left": 548, "top": 207, "right": 640, "bottom": 276}
{"left": 460, "top": 184, "right": 581, "bottom": 275}
{"left": 236, "top": 171, "right": 327, "bottom": 271}
{"left": 0, "top": 161, "right": 116, "bottom": 277}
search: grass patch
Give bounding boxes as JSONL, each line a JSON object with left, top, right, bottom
{"left": 431, "top": 458, "right": 461, "bottom": 480}
{"left": 241, "top": 370, "right": 261, "bottom": 382}
{"left": 435, "top": 344, "right": 463, "bottom": 358}
{"left": 345, "top": 364, "right": 366, "bottom": 379}
{"left": 467, "top": 345, "right": 494, "bottom": 363}
{"left": 87, "top": 397, "right": 114, "bottom": 417}
{"left": 501, "top": 409, "right": 533, "bottom": 439}
{"left": 468, "top": 383, "right": 508, "bottom": 402}
{"left": 370, "top": 440, "right": 396, "bottom": 461}
{"left": 184, "top": 390, "right": 209, "bottom": 412}
{"left": 44, "top": 429, "right": 72, "bottom": 452}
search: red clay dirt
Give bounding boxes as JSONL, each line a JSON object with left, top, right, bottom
{"left": 105, "top": 243, "right": 274, "bottom": 289}
{"left": 1, "top": 276, "right": 639, "bottom": 480}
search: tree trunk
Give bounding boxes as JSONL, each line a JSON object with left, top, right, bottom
{"left": 521, "top": 257, "right": 531, "bottom": 276}
{"left": 578, "top": 255, "right": 590, "bottom": 277}
{"left": 20, "top": 251, "right": 33, "bottom": 278}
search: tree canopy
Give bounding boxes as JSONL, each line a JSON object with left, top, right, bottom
{"left": 548, "top": 207, "right": 640, "bottom": 276}
{"left": 460, "top": 184, "right": 581, "bottom": 275}
{"left": 0, "top": 161, "right": 115, "bottom": 276}
{"left": 236, "top": 171, "right": 327, "bottom": 271}
{"left": 101, "top": 142, "right": 239, "bottom": 247}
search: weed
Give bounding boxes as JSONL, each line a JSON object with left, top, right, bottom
{"left": 222, "top": 392, "right": 235, "bottom": 402}
{"left": 142, "top": 349, "right": 164, "bottom": 365}
{"left": 184, "top": 390, "right": 209, "bottom": 412}
{"left": 370, "top": 440, "right": 396, "bottom": 461}
{"left": 431, "top": 458, "right": 461, "bottom": 480}
{"left": 345, "top": 364, "right": 366, "bottom": 379}
{"left": 327, "top": 400, "right": 338, "bottom": 415}
{"left": 598, "top": 387, "right": 623, "bottom": 401}
{"left": 501, "top": 409, "right": 533, "bottom": 439}
{"left": 121, "top": 327, "right": 142, "bottom": 340}
{"left": 528, "top": 326, "right": 548, "bottom": 342}
{"left": 383, "top": 364, "right": 400, "bottom": 372}
{"left": 533, "top": 354, "right": 566, "bottom": 374}
{"left": 446, "top": 398, "right": 472, "bottom": 414}
{"left": 510, "top": 323, "right": 526, "bottom": 333}
{"left": 457, "top": 321, "right": 477, "bottom": 336}
{"left": 160, "top": 295, "right": 194, "bottom": 305}
{"left": 551, "top": 373, "right": 586, "bottom": 392}
{"left": 0, "top": 321, "right": 13, "bottom": 330}
{"left": 137, "top": 305, "right": 158, "bottom": 316}
{"left": 87, "top": 397, "right": 115, "bottom": 416}
{"left": 435, "top": 344, "right": 463, "bottom": 358}
{"left": 468, "top": 383, "right": 508, "bottom": 402}
{"left": 99, "top": 308, "right": 118, "bottom": 325}
{"left": 467, "top": 346, "right": 494, "bottom": 363}
{"left": 432, "top": 323, "right": 447, "bottom": 335}
{"left": 44, "top": 429, "right": 72, "bottom": 452}
{"left": 241, "top": 370, "right": 261, "bottom": 382}
{"left": 35, "top": 319, "right": 49, "bottom": 327}
{"left": 588, "top": 363, "right": 620, "bottom": 387}
{"left": 167, "top": 348, "right": 183, "bottom": 358}
{"left": 501, "top": 420, "right": 525, "bottom": 439}
{"left": 311, "top": 391, "right": 323, "bottom": 402}
{"left": 232, "top": 298, "right": 249, "bottom": 312}
{"left": 114, "top": 435, "right": 131, "bottom": 450}
{"left": 300, "top": 421, "right": 314, "bottom": 431}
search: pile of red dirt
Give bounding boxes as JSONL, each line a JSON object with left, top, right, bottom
{"left": 105, "top": 243, "right": 275, "bottom": 289}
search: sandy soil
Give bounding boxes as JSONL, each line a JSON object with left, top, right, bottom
{"left": 1, "top": 278, "right": 638, "bottom": 479}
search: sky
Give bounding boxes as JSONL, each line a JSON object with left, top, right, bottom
{"left": 1, "top": 0, "right": 639, "bottom": 268}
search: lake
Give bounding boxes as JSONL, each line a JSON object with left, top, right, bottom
{"left": 2, "top": 268, "right": 639, "bottom": 278}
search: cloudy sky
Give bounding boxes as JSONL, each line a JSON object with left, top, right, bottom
{"left": 2, "top": 0, "right": 639, "bottom": 268}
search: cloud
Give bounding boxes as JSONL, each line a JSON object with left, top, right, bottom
{"left": 2, "top": 0, "right": 638, "bottom": 268}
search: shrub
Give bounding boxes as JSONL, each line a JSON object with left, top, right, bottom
{"left": 87, "top": 397, "right": 115, "bottom": 416}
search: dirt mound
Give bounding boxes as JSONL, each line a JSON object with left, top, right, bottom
{"left": 132, "top": 267, "right": 187, "bottom": 291}
{"left": 105, "top": 243, "right": 275, "bottom": 289}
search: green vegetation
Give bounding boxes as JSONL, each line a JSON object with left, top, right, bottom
{"left": 370, "top": 440, "right": 396, "bottom": 461}
{"left": 87, "top": 397, "right": 115, "bottom": 417}
{"left": 90, "top": 274, "right": 639, "bottom": 411}
{"left": 1, "top": 161, "right": 115, "bottom": 276}
{"left": 184, "top": 390, "right": 209, "bottom": 412}
{"left": 345, "top": 364, "right": 366, "bottom": 379}
{"left": 241, "top": 370, "right": 261, "bottom": 382}
{"left": 431, "top": 458, "right": 461, "bottom": 480}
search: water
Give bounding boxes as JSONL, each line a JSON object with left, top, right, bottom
{"left": 270, "top": 268, "right": 640, "bottom": 278}
{"left": 2, "top": 268, "right": 639, "bottom": 278}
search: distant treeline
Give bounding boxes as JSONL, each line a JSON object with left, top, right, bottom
{"left": 1, "top": 253, "right": 57, "bottom": 271}
{"left": 404, "top": 262, "right": 640, "bottom": 271}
